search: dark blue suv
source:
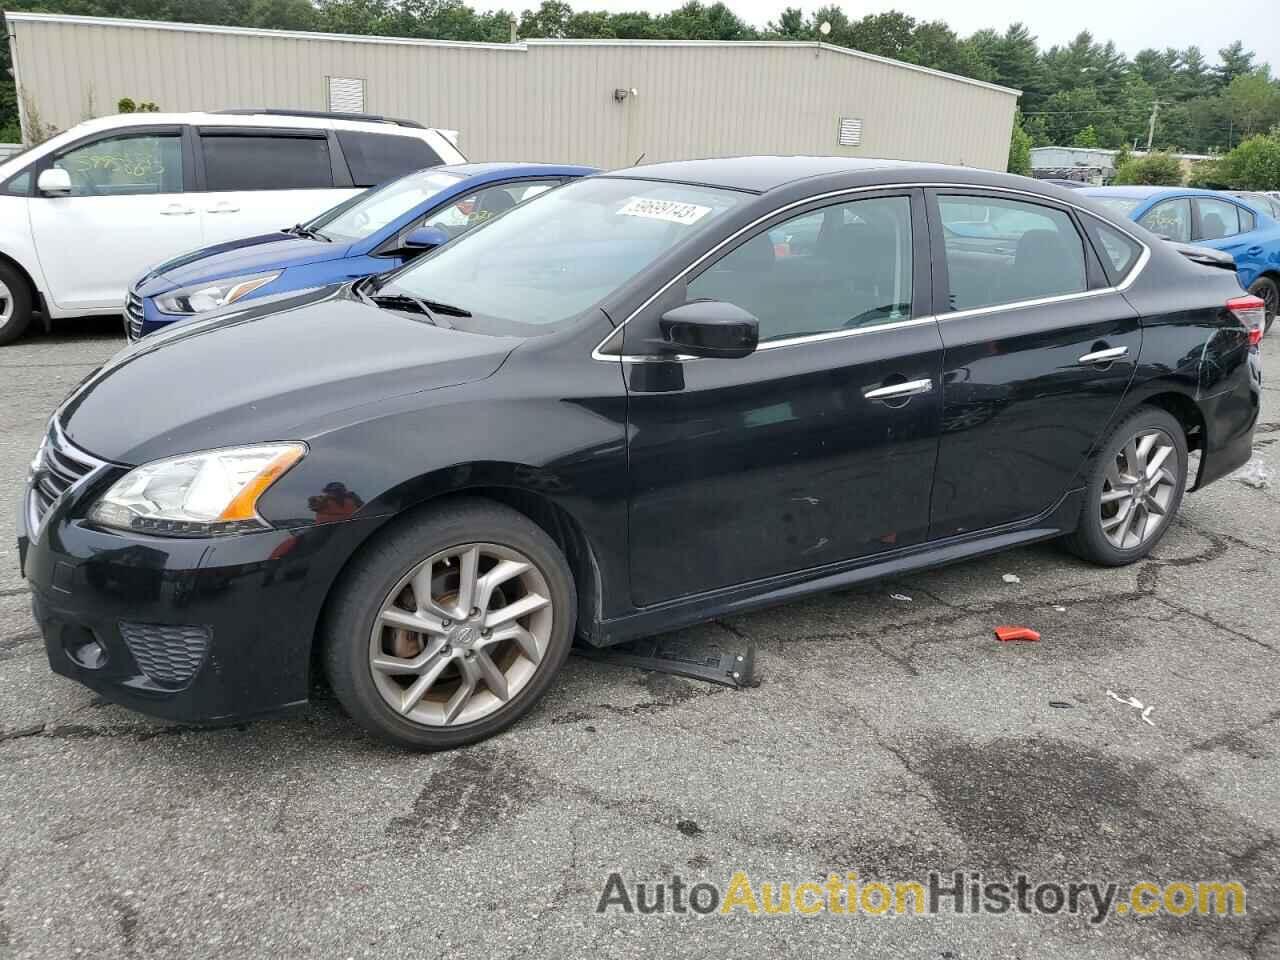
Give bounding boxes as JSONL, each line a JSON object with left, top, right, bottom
{"left": 127, "top": 162, "right": 596, "bottom": 338}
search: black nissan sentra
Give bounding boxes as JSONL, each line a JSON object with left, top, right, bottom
{"left": 18, "top": 157, "right": 1263, "bottom": 749}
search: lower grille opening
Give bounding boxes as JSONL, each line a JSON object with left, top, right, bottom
{"left": 119, "top": 622, "right": 211, "bottom": 688}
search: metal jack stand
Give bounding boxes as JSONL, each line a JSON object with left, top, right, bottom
{"left": 574, "top": 636, "right": 758, "bottom": 689}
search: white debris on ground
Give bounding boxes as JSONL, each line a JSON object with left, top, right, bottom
{"left": 889, "top": 593, "right": 912, "bottom": 602}
{"left": 1231, "top": 460, "right": 1271, "bottom": 489}
{"left": 1002, "top": 573, "right": 1021, "bottom": 584}
{"left": 1107, "top": 689, "right": 1156, "bottom": 726}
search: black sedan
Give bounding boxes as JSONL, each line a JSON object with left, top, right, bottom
{"left": 18, "top": 157, "right": 1263, "bottom": 749}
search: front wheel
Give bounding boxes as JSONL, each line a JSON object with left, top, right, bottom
{"left": 0, "top": 262, "right": 34, "bottom": 346}
{"left": 322, "top": 500, "right": 577, "bottom": 750}
{"left": 1248, "top": 276, "right": 1277, "bottom": 334}
{"left": 1064, "top": 406, "right": 1188, "bottom": 566}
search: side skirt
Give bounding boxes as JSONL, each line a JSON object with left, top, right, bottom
{"left": 588, "top": 489, "right": 1083, "bottom": 647}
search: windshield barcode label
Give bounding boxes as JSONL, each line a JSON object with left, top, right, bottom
{"left": 617, "top": 198, "right": 712, "bottom": 225}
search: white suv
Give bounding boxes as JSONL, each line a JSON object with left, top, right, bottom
{"left": 0, "top": 109, "right": 465, "bottom": 344}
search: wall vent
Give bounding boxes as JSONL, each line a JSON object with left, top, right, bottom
{"left": 837, "top": 117, "right": 863, "bottom": 146}
{"left": 327, "top": 76, "right": 367, "bottom": 113}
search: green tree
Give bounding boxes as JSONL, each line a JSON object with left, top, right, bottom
{"left": 1224, "top": 69, "right": 1280, "bottom": 142}
{"left": 765, "top": 6, "right": 807, "bottom": 40}
{"left": 1072, "top": 124, "right": 1100, "bottom": 147}
{"left": 1216, "top": 41, "right": 1255, "bottom": 89}
{"left": 1007, "top": 112, "right": 1032, "bottom": 175}
{"left": 1215, "top": 132, "right": 1280, "bottom": 189}
{"left": 1114, "top": 152, "right": 1184, "bottom": 185}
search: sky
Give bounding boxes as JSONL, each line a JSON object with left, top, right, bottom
{"left": 490, "top": 0, "right": 1280, "bottom": 74}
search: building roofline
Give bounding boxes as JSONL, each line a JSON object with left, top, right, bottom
{"left": 5, "top": 11, "right": 1021, "bottom": 97}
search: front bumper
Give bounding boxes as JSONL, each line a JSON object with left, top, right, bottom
{"left": 19, "top": 486, "right": 381, "bottom": 723}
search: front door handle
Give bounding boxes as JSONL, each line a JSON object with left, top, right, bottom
{"left": 864, "top": 378, "right": 933, "bottom": 401}
{"left": 160, "top": 204, "right": 195, "bottom": 216}
{"left": 1078, "top": 346, "right": 1129, "bottom": 365}
{"left": 1247, "top": 245, "right": 1264, "bottom": 256}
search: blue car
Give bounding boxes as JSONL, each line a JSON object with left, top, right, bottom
{"left": 1080, "top": 185, "right": 1280, "bottom": 331}
{"left": 127, "top": 162, "right": 596, "bottom": 339}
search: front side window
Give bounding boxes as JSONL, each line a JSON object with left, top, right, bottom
{"left": 201, "top": 135, "right": 333, "bottom": 191}
{"left": 2, "top": 169, "right": 32, "bottom": 196}
{"left": 1138, "top": 198, "right": 1191, "bottom": 242}
{"left": 420, "top": 180, "right": 564, "bottom": 240}
{"left": 312, "top": 169, "right": 464, "bottom": 242}
{"left": 939, "top": 195, "right": 1086, "bottom": 311}
{"left": 689, "top": 195, "right": 913, "bottom": 341}
{"left": 378, "top": 177, "right": 744, "bottom": 333}
{"left": 1193, "top": 197, "right": 1242, "bottom": 240}
{"left": 54, "top": 133, "right": 183, "bottom": 196}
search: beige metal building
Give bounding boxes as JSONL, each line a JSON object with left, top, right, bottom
{"left": 6, "top": 12, "right": 1020, "bottom": 170}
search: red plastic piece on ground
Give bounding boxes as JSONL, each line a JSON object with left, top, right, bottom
{"left": 994, "top": 625, "right": 1041, "bottom": 643}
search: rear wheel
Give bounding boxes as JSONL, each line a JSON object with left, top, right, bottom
{"left": 322, "top": 499, "right": 576, "bottom": 750}
{"left": 0, "top": 262, "right": 34, "bottom": 346}
{"left": 1248, "top": 276, "right": 1278, "bottom": 333}
{"left": 1064, "top": 407, "right": 1188, "bottom": 566}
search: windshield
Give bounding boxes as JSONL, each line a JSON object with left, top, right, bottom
{"left": 311, "top": 169, "right": 466, "bottom": 241}
{"left": 1088, "top": 196, "right": 1143, "bottom": 216}
{"left": 379, "top": 177, "right": 745, "bottom": 333}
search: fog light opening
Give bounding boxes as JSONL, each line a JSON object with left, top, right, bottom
{"left": 62, "top": 627, "right": 108, "bottom": 670}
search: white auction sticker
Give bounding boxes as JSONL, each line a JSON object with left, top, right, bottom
{"left": 617, "top": 197, "right": 712, "bottom": 225}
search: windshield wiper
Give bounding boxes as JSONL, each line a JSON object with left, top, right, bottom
{"left": 367, "top": 293, "right": 443, "bottom": 324}
{"left": 372, "top": 282, "right": 472, "bottom": 319}
{"left": 285, "top": 223, "right": 330, "bottom": 242}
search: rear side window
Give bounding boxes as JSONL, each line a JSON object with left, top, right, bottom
{"left": 1193, "top": 197, "right": 1242, "bottom": 240}
{"left": 938, "top": 195, "right": 1086, "bottom": 311}
{"left": 1138, "top": 199, "right": 1191, "bottom": 242}
{"left": 201, "top": 135, "right": 333, "bottom": 191}
{"left": 337, "top": 131, "right": 441, "bottom": 187}
{"left": 1084, "top": 220, "right": 1143, "bottom": 284}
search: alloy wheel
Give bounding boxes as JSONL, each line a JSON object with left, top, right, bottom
{"left": 368, "top": 542, "right": 553, "bottom": 726}
{"left": 1099, "top": 428, "right": 1178, "bottom": 550}
{"left": 0, "top": 278, "right": 12, "bottom": 326}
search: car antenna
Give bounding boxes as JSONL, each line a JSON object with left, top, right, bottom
{"left": 634, "top": 152, "right": 646, "bottom": 166}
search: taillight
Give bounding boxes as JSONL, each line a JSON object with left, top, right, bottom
{"left": 1227, "top": 295, "right": 1265, "bottom": 347}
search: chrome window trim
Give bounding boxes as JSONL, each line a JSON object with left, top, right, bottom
{"left": 590, "top": 181, "right": 1152, "bottom": 363}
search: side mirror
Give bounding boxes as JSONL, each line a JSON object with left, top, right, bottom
{"left": 37, "top": 168, "right": 72, "bottom": 196}
{"left": 402, "top": 226, "right": 449, "bottom": 253}
{"left": 658, "top": 300, "right": 759, "bottom": 359}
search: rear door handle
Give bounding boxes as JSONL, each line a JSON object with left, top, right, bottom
{"left": 1077, "top": 346, "right": 1129, "bottom": 365}
{"left": 160, "top": 204, "right": 195, "bottom": 216}
{"left": 864, "top": 378, "right": 933, "bottom": 401}
{"left": 207, "top": 203, "right": 240, "bottom": 214}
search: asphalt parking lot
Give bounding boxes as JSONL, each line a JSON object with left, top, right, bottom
{"left": 0, "top": 318, "right": 1277, "bottom": 959}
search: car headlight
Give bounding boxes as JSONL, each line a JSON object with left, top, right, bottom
{"left": 154, "top": 271, "right": 282, "bottom": 315}
{"left": 89, "top": 443, "right": 306, "bottom": 537}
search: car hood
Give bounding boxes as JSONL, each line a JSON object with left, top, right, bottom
{"left": 139, "top": 233, "right": 354, "bottom": 294}
{"left": 59, "top": 285, "right": 519, "bottom": 465}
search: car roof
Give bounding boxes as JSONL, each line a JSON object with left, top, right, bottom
{"left": 1079, "top": 185, "right": 1227, "bottom": 201}
{"left": 598, "top": 155, "right": 972, "bottom": 193}
{"left": 57, "top": 111, "right": 453, "bottom": 138}
{"left": 440, "top": 162, "right": 598, "bottom": 181}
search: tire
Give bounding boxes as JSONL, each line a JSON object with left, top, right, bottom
{"left": 1248, "top": 276, "right": 1278, "bottom": 334}
{"left": 1064, "top": 406, "right": 1188, "bottom": 567}
{"left": 0, "top": 261, "right": 34, "bottom": 346}
{"left": 322, "top": 499, "right": 577, "bottom": 750}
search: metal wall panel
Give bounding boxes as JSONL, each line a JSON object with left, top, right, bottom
{"left": 7, "top": 14, "right": 1019, "bottom": 171}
